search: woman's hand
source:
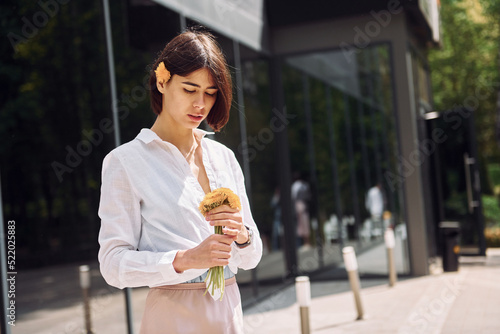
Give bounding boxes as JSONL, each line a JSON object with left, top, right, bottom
{"left": 206, "top": 205, "right": 248, "bottom": 244}
{"left": 172, "top": 205, "right": 248, "bottom": 273}
{"left": 173, "top": 233, "right": 234, "bottom": 273}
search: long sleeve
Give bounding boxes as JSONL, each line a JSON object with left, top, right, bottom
{"left": 228, "top": 151, "right": 263, "bottom": 271}
{"left": 98, "top": 129, "right": 263, "bottom": 289}
{"left": 97, "top": 152, "right": 206, "bottom": 289}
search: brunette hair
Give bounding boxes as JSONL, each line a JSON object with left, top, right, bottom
{"left": 148, "top": 28, "right": 232, "bottom": 132}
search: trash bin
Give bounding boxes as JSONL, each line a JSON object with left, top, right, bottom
{"left": 439, "top": 221, "right": 460, "bottom": 272}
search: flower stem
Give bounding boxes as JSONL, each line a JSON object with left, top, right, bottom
{"left": 204, "top": 225, "right": 225, "bottom": 300}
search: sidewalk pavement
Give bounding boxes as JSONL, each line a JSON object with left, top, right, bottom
{"left": 13, "top": 248, "right": 500, "bottom": 334}
{"left": 243, "top": 248, "right": 500, "bottom": 334}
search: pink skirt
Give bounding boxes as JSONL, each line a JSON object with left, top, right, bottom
{"left": 296, "top": 200, "right": 310, "bottom": 238}
{"left": 139, "top": 277, "right": 244, "bottom": 334}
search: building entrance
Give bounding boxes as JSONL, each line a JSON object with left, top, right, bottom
{"left": 424, "top": 108, "right": 486, "bottom": 257}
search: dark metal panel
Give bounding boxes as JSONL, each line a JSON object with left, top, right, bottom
{"left": 269, "top": 57, "right": 298, "bottom": 277}
{"left": 266, "top": 0, "right": 390, "bottom": 27}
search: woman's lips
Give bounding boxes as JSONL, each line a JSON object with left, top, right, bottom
{"left": 188, "top": 114, "right": 203, "bottom": 122}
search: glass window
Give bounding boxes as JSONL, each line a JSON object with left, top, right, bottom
{"left": 283, "top": 44, "right": 410, "bottom": 276}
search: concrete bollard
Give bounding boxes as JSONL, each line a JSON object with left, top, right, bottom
{"left": 342, "top": 246, "right": 364, "bottom": 320}
{"left": 295, "top": 276, "right": 311, "bottom": 334}
{"left": 384, "top": 228, "right": 397, "bottom": 287}
{"left": 79, "top": 265, "right": 94, "bottom": 334}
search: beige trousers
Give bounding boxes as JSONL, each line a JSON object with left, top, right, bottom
{"left": 139, "top": 277, "right": 244, "bottom": 334}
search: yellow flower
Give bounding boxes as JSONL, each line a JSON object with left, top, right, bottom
{"left": 154, "top": 61, "right": 171, "bottom": 84}
{"left": 198, "top": 187, "right": 241, "bottom": 301}
{"left": 199, "top": 187, "right": 241, "bottom": 217}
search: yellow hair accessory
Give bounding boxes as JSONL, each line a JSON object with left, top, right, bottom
{"left": 154, "top": 61, "right": 171, "bottom": 84}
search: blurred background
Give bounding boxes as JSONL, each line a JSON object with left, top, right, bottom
{"left": 1, "top": 0, "right": 500, "bottom": 332}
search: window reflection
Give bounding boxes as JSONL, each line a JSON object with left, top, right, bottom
{"left": 227, "top": 43, "right": 409, "bottom": 289}
{"left": 282, "top": 45, "right": 409, "bottom": 275}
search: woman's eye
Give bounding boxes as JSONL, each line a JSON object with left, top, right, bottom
{"left": 205, "top": 92, "right": 216, "bottom": 97}
{"left": 184, "top": 89, "right": 195, "bottom": 94}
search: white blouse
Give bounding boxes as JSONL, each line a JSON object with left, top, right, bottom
{"left": 98, "top": 128, "right": 262, "bottom": 289}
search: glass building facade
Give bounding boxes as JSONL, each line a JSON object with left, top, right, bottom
{"left": 3, "top": 1, "right": 486, "bottom": 331}
{"left": 225, "top": 45, "right": 413, "bottom": 297}
{"left": 4, "top": 0, "right": 447, "bottom": 314}
{"left": 119, "top": 1, "right": 443, "bottom": 301}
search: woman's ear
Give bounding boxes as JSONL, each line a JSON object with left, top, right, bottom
{"left": 156, "top": 79, "right": 167, "bottom": 94}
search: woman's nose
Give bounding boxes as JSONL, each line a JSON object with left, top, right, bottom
{"left": 193, "top": 94, "right": 205, "bottom": 109}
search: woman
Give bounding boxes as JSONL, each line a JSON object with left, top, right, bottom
{"left": 98, "top": 29, "right": 262, "bottom": 334}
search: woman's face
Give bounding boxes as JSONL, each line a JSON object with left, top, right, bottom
{"left": 158, "top": 68, "right": 218, "bottom": 130}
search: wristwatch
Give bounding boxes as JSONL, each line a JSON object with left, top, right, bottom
{"left": 235, "top": 226, "right": 253, "bottom": 248}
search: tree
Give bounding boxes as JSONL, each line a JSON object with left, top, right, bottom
{"left": 478, "top": 0, "right": 500, "bottom": 150}
{"left": 429, "top": 0, "right": 500, "bottom": 163}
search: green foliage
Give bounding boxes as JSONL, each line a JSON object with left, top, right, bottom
{"left": 482, "top": 194, "right": 500, "bottom": 227}
{"left": 487, "top": 163, "right": 500, "bottom": 187}
{"left": 479, "top": 0, "right": 500, "bottom": 23}
{"left": 429, "top": 0, "right": 500, "bottom": 163}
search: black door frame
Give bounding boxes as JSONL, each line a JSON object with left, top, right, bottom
{"left": 422, "top": 108, "right": 486, "bottom": 257}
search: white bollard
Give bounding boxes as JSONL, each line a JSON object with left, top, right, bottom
{"left": 384, "top": 228, "right": 397, "bottom": 287}
{"left": 295, "top": 276, "right": 311, "bottom": 334}
{"left": 342, "top": 247, "right": 364, "bottom": 320}
{"left": 79, "top": 265, "right": 94, "bottom": 334}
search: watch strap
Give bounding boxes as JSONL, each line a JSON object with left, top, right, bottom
{"left": 235, "top": 226, "right": 252, "bottom": 248}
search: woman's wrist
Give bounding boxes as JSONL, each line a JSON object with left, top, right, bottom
{"left": 172, "top": 250, "right": 189, "bottom": 273}
{"left": 235, "top": 226, "right": 253, "bottom": 248}
{"left": 235, "top": 226, "right": 249, "bottom": 244}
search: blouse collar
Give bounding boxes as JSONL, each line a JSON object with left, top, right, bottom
{"left": 136, "top": 128, "right": 215, "bottom": 144}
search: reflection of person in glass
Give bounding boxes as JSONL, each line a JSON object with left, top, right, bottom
{"left": 292, "top": 172, "right": 311, "bottom": 248}
{"left": 98, "top": 29, "right": 262, "bottom": 334}
{"left": 365, "top": 183, "right": 384, "bottom": 233}
{"left": 270, "top": 186, "right": 281, "bottom": 251}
